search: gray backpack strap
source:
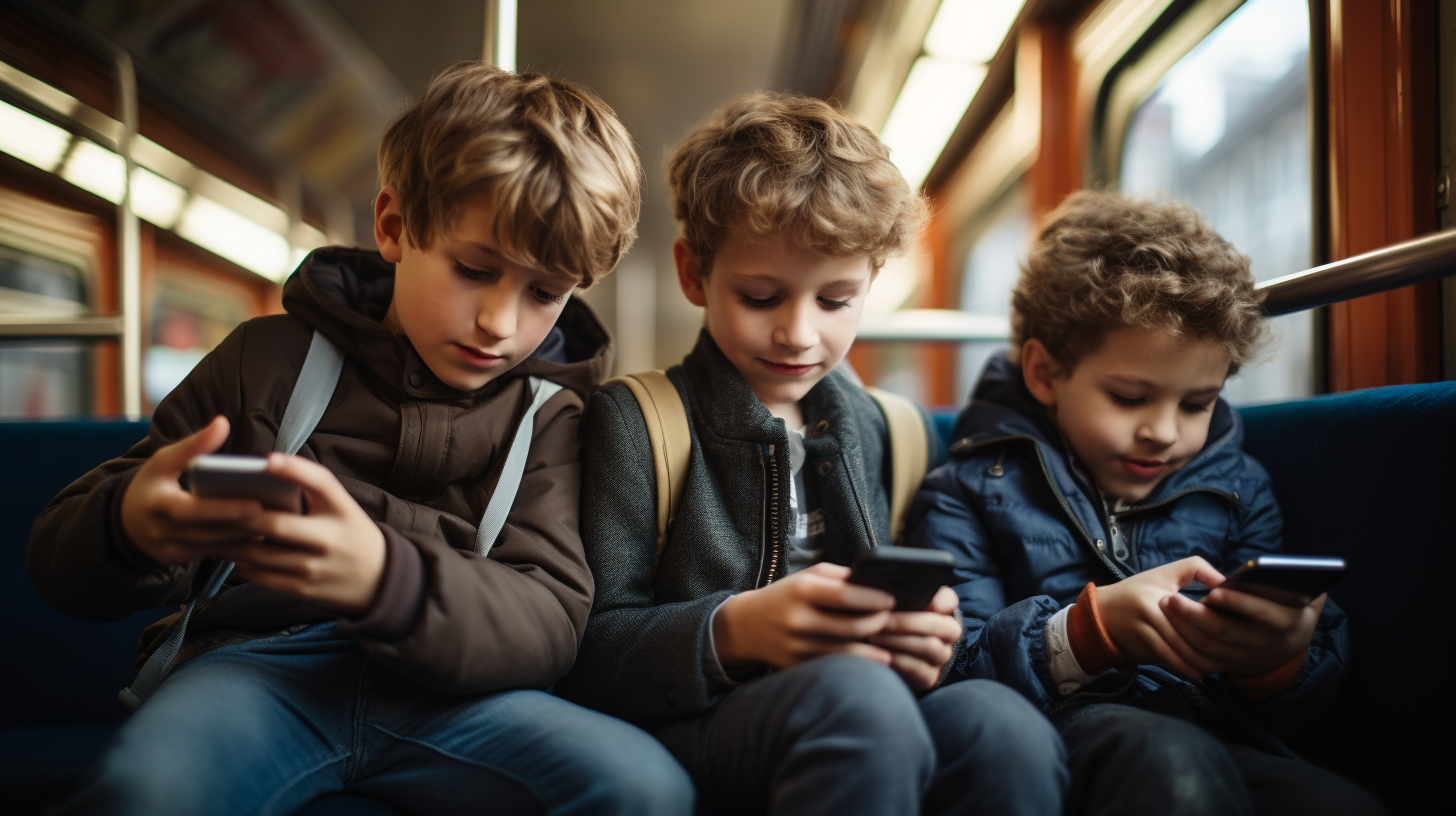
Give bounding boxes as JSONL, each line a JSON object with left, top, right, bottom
{"left": 120, "top": 331, "right": 344, "bottom": 709}
{"left": 475, "top": 377, "right": 563, "bottom": 556}
{"left": 275, "top": 331, "right": 346, "bottom": 456}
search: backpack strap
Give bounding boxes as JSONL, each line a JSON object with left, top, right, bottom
{"left": 474, "top": 377, "right": 563, "bottom": 557}
{"left": 866, "top": 387, "right": 929, "bottom": 545}
{"left": 121, "top": 330, "right": 346, "bottom": 710}
{"left": 606, "top": 371, "right": 690, "bottom": 571}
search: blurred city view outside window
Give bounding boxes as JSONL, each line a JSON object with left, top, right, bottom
{"left": 144, "top": 272, "right": 252, "bottom": 410}
{"left": 1120, "top": 0, "right": 1313, "bottom": 404}
{"left": 956, "top": 183, "right": 1032, "bottom": 402}
{"left": 0, "top": 242, "right": 92, "bottom": 417}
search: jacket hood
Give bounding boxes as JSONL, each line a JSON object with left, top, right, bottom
{"left": 281, "top": 246, "right": 612, "bottom": 403}
{"left": 956, "top": 353, "right": 1246, "bottom": 505}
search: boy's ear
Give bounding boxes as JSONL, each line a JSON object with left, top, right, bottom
{"left": 1021, "top": 339, "right": 1060, "bottom": 408}
{"left": 673, "top": 238, "right": 708, "bottom": 308}
{"left": 374, "top": 186, "right": 405, "bottom": 264}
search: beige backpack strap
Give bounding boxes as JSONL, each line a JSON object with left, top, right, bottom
{"left": 606, "top": 371, "right": 690, "bottom": 570}
{"left": 866, "top": 387, "right": 929, "bottom": 544}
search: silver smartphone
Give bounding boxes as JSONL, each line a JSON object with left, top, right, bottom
{"left": 187, "top": 454, "right": 301, "bottom": 513}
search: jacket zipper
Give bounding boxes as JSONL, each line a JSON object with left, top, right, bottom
{"left": 764, "top": 443, "right": 783, "bottom": 585}
{"left": 1107, "top": 487, "right": 1241, "bottom": 568}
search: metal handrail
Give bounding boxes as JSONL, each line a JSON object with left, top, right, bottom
{"left": 1257, "top": 229, "right": 1456, "bottom": 316}
{"left": 854, "top": 228, "right": 1456, "bottom": 342}
{"left": 0, "top": 315, "right": 123, "bottom": 337}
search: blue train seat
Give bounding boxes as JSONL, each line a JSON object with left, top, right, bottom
{"left": 2, "top": 380, "right": 1451, "bottom": 813}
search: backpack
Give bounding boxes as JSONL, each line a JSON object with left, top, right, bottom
{"left": 120, "top": 330, "right": 561, "bottom": 709}
{"left": 606, "top": 370, "right": 928, "bottom": 573}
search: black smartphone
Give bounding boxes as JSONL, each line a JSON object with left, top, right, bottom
{"left": 187, "top": 454, "right": 302, "bottom": 513}
{"left": 1216, "top": 555, "right": 1347, "bottom": 608}
{"left": 847, "top": 548, "right": 956, "bottom": 611}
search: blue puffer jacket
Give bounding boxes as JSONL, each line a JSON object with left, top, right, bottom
{"left": 907, "top": 355, "right": 1348, "bottom": 750}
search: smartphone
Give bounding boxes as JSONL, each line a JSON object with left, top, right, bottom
{"left": 187, "top": 454, "right": 301, "bottom": 513}
{"left": 847, "top": 548, "right": 956, "bottom": 611}
{"left": 1216, "top": 555, "right": 1347, "bottom": 608}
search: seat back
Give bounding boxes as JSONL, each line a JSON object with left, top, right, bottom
{"left": 0, "top": 420, "right": 160, "bottom": 727}
{"left": 1239, "top": 383, "right": 1456, "bottom": 813}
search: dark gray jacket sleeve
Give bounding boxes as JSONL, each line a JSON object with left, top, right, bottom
{"left": 553, "top": 384, "right": 735, "bottom": 727}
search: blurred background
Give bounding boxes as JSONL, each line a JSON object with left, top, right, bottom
{"left": 0, "top": 0, "right": 1448, "bottom": 420}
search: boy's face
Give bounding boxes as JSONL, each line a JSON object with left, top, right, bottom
{"left": 374, "top": 187, "right": 580, "bottom": 392}
{"left": 674, "top": 232, "right": 873, "bottom": 422}
{"left": 1022, "top": 326, "right": 1231, "bottom": 502}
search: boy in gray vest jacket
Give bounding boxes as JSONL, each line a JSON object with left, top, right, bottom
{"left": 29, "top": 64, "right": 692, "bottom": 816}
{"left": 556, "top": 92, "right": 1066, "bottom": 816}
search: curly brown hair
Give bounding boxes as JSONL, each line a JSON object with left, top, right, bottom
{"left": 1010, "top": 190, "right": 1269, "bottom": 373}
{"left": 378, "top": 62, "right": 642, "bottom": 287}
{"left": 667, "top": 92, "right": 928, "bottom": 270}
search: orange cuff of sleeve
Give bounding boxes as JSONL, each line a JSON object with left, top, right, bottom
{"left": 1068, "top": 582, "right": 1132, "bottom": 674}
{"left": 1227, "top": 650, "right": 1306, "bottom": 701}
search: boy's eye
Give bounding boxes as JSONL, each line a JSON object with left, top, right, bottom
{"left": 532, "top": 287, "right": 567, "bottom": 305}
{"left": 818, "top": 296, "right": 851, "bottom": 310}
{"left": 454, "top": 262, "right": 497, "bottom": 281}
{"left": 1109, "top": 392, "right": 1145, "bottom": 408}
{"left": 1181, "top": 401, "right": 1213, "bottom": 414}
{"left": 739, "top": 293, "right": 779, "bottom": 308}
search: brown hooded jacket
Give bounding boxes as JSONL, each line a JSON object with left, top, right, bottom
{"left": 27, "top": 247, "right": 611, "bottom": 695}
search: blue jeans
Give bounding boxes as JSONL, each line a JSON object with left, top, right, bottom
{"left": 56, "top": 623, "right": 694, "bottom": 816}
{"left": 652, "top": 655, "right": 1066, "bottom": 816}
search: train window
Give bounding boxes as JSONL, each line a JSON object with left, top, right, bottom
{"left": 144, "top": 271, "right": 252, "bottom": 409}
{"left": 0, "top": 242, "right": 94, "bottom": 418}
{"left": 1117, "top": 0, "right": 1313, "bottom": 404}
{"left": 956, "top": 183, "right": 1031, "bottom": 399}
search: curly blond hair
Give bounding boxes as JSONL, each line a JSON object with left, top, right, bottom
{"left": 378, "top": 63, "right": 642, "bottom": 287}
{"left": 667, "top": 92, "right": 927, "bottom": 270}
{"left": 1010, "top": 190, "right": 1269, "bottom": 372}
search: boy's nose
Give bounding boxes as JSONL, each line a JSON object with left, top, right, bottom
{"left": 476, "top": 295, "right": 517, "bottom": 340}
{"left": 1137, "top": 409, "right": 1178, "bottom": 448}
{"left": 775, "top": 301, "right": 818, "bottom": 351}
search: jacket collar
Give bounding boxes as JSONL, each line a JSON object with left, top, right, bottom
{"left": 959, "top": 354, "right": 1246, "bottom": 510}
{"left": 281, "top": 247, "right": 612, "bottom": 403}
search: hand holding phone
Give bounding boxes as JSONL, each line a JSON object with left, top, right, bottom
{"left": 1214, "top": 555, "right": 1346, "bottom": 608}
{"left": 1160, "top": 555, "right": 1337, "bottom": 677}
{"left": 120, "top": 416, "right": 267, "bottom": 566}
{"left": 847, "top": 548, "right": 956, "bottom": 611}
{"left": 187, "top": 454, "right": 302, "bottom": 513}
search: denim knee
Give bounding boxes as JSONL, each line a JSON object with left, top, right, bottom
{"left": 780, "top": 655, "right": 934, "bottom": 763}
{"left": 576, "top": 742, "right": 695, "bottom": 816}
{"left": 922, "top": 679, "right": 1065, "bottom": 772}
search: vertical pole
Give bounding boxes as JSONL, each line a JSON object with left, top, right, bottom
{"left": 482, "top": 0, "right": 497, "bottom": 64}
{"left": 483, "top": 0, "right": 517, "bottom": 71}
{"left": 113, "top": 47, "right": 142, "bottom": 419}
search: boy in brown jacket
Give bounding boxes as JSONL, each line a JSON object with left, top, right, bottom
{"left": 29, "top": 64, "right": 693, "bottom": 816}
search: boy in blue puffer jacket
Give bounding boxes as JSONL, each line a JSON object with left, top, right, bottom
{"left": 908, "top": 191, "right": 1385, "bottom": 816}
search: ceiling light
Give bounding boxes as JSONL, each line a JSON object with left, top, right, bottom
{"left": 60, "top": 138, "right": 126, "bottom": 203}
{"left": 177, "top": 195, "right": 292, "bottom": 282}
{"left": 131, "top": 167, "right": 188, "bottom": 229}
{"left": 924, "top": 0, "right": 1028, "bottom": 63}
{"left": 0, "top": 100, "right": 72, "bottom": 172}
{"left": 881, "top": 57, "right": 988, "bottom": 190}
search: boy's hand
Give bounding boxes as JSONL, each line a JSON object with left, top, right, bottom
{"left": 867, "top": 586, "right": 962, "bottom": 691}
{"left": 1096, "top": 556, "right": 1226, "bottom": 678}
{"left": 1161, "top": 587, "right": 1323, "bottom": 677}
{"left": 229, "top": 453, "right": 386, "bottom": 616}
{"left": 120, "top": 416, "right": 265, "bottom": 565}
{"left": 713, "top": 562, "right": 895, "bottom": 670}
